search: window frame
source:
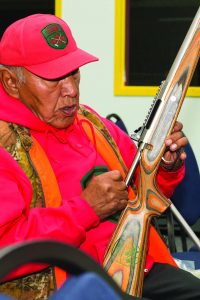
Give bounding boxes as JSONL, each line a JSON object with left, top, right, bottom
{"left": 55, "top": 0, "right": 62, "bottom": 17}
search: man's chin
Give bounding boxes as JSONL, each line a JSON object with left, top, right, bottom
{"left": 50, "top": 116, "right": 75, "bottom": 129}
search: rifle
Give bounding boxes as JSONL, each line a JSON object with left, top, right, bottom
{"left": 103, "top": 7, "right": 200, "bottom": 297}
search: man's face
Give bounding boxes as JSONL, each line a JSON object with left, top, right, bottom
{"left": 17, "top": 68, "right": 80, "bottom": 129}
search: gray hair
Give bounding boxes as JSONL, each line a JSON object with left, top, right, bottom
{"left": 0, "top": 65, "right": 25, "bottom": 84}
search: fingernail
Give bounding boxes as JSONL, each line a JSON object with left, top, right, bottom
{"left": 170, "top": 144, "right": 177, "bottom": 151}
{"left": 165, "top": 139, "right": 172, "bottom": 146}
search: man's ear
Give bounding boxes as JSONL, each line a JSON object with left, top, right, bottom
{"left": 0, "top": 68, "right": 20, "bottom": 98}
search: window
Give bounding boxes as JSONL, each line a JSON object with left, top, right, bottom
{"left": 114, "top": 0, "right": 200, "bottom": 96}
{"left": 0, "top": 0, "right": 56, "bottom": 39}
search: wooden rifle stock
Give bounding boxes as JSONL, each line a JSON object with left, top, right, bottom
{"left": 103, "top": 8, "right": 200, "bottom": 297}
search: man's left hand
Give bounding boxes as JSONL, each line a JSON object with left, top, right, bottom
{"left": 162, "top": 121, "right": 188, "bottom": 169}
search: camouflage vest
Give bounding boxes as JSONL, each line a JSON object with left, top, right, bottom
{"left": 0, "top": 121, "right": 56, "bottom": 300}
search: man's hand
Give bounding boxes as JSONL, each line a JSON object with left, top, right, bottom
{"left": 81, "top": 170, "right": 128, "bottom": 220}
{"left": 162, "top": 121, "right": 188, "bottom": 169}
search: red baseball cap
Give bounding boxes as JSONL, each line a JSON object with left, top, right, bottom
{"left": 0, "top": 14, "right": 98, "bottom": 79}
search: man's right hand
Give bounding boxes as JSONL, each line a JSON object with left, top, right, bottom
{"left": 81, "top": 170, "right": 128, "bottom": 220}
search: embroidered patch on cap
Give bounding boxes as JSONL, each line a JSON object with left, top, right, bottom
{"left": 41, "top": 23, "right": 68, "bottom": 49}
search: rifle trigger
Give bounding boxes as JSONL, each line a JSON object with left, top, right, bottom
{"left": 130, "top": 126, "right": 142, "bottom": 142}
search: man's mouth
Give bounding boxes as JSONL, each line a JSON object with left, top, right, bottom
{"left": 59, "top": 105, "right": 77, "bottom": 117}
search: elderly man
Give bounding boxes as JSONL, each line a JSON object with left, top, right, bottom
{"left": 0, "top": 13, "right": 199, "bottom": 300}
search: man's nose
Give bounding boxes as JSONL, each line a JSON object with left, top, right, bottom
{"left": 60, "top": 76, "right": 78, "bottom": 98}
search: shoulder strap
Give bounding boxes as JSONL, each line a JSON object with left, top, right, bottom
{"left": 29, "top": 136, "right": 62, "bottom": 208}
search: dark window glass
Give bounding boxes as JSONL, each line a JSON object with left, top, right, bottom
{"left": 0, "top": 0, "right": 55, "bottom": 39}
{"left": 125, "top": 0, "right": 200, "bottom": 86}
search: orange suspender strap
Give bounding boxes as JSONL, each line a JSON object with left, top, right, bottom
{"left": 29, "top": 136, "right": 67, "bottom": 288}
{"left": 78, "top": 113, "right": 177, "bottom": 267}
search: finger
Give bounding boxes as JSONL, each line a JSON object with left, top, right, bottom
{"left": 180, "top": 151, "right": 187, "bottom": 161}
{"left": 109, "top": 188, "right": 128, "bottom": 202}
{"left": 115, "top": 180, "right": 127, "bottom": 191}
{"left": 163, "top": 150, "right": 177, "bottom": 162}
{"left": 165, "top": 132, "right": 187, "bottom": 148}
{"left": 110, "top": 170, "right": 124, "bottom": 181}
{"left": 172, "top": 121, "right": 183, "bottom": 133}
{"left": 118, "top": 198, "right": 128, "bottom": 210}
{"left": 117, "top": 189, "right": 128, "bottom": 199}
{"left": 98, "top": 170, "right": 122, "bottom": 182}
{"left": 166, "top": 130, "right": 184, "bottom": 143}
{"left": 170, "top": 136, "right": 188, "bottom": 152}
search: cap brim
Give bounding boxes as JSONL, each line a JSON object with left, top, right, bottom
{"left": 24, "top": 48, "right": 98, "bottom": 79}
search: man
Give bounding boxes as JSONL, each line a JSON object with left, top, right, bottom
{"left": 0, "top": 13, "right": 199, "bottom": 300}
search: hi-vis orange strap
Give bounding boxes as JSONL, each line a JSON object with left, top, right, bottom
{"left": 29, "top": 137, "right": 66, "bottom": 288}
{"left": 78, "top": 113, "right": 177, "bottom": 267}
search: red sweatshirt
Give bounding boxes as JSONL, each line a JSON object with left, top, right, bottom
{"left": 0, "top": 84, "right": 184, "bottom": 278}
